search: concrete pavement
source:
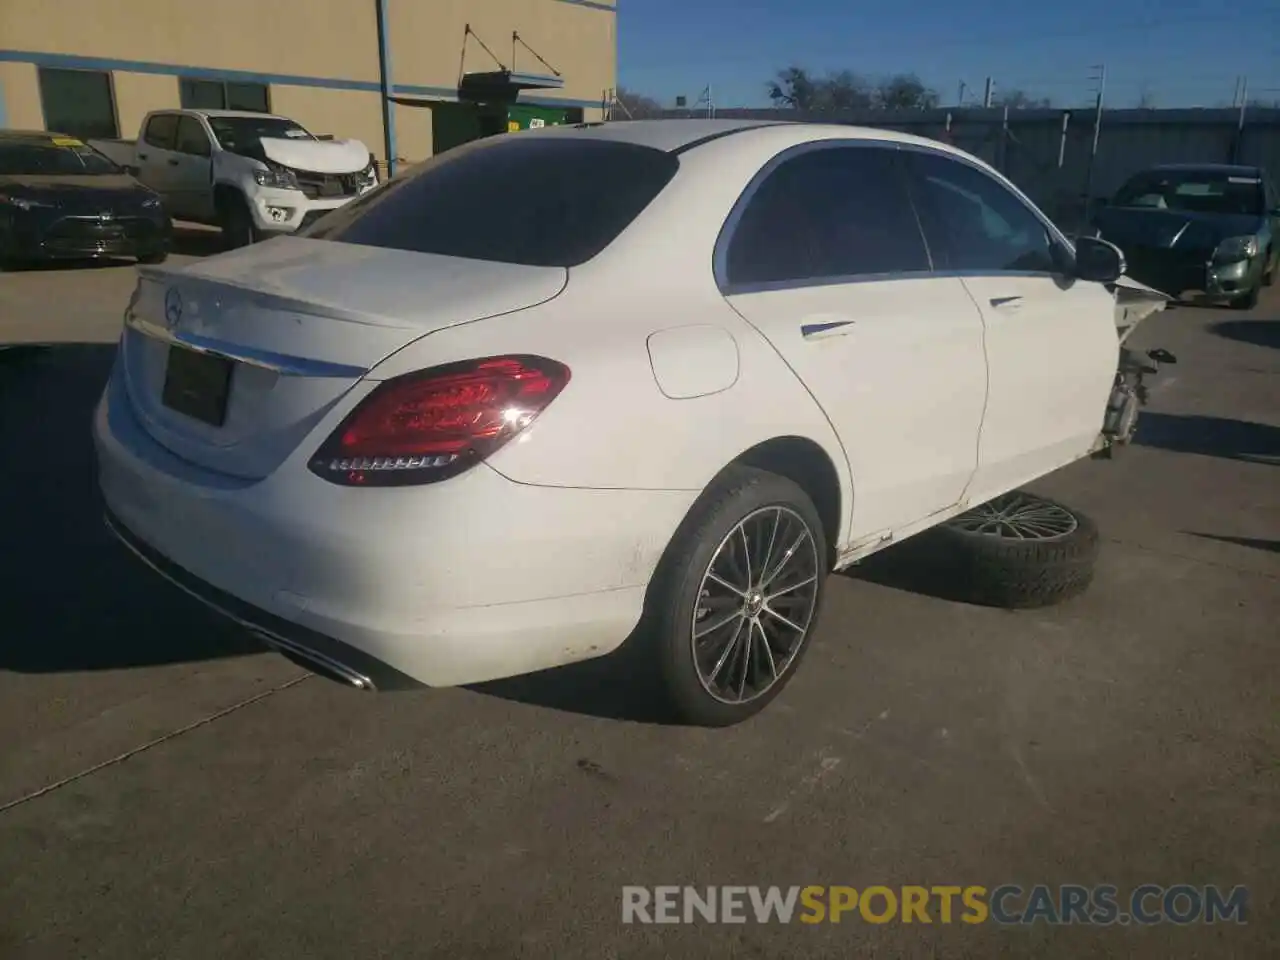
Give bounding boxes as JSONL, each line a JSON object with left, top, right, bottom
{"left": 1, "top": 262, "right": 1277, "bottom": 958}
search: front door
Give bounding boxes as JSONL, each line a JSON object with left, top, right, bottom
{"left": 720, "top": 143, "right": 989, "bottom": 544}
{"left": 903, "top": 149, "right": 1119, "bottom": 503}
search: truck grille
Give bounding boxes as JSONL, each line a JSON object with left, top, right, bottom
{"left": 293, "top": 169, "right": 362, "bottom": 200}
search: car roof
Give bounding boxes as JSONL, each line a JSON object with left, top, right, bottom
{"left": 534, "top": 118, "right": 968, "bottom": 157}
{"left": 0, "top": 129, "right": 77, "bottom": 144}
{"left": 160, "top": 109, "right": 292, "bottom": 121}
{"left": 1141, "top": 162, "right": 1263, "bottom": 177}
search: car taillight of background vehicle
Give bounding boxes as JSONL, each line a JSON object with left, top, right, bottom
{"left": 308, "top": 355, "right": 570, "bottom": 486}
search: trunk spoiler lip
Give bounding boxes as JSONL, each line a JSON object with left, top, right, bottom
{"left": 124, "top": 312, "right": 370, "bottom": 379}
{"left": 136, "top": 263, "right": 414, "bottom": 331}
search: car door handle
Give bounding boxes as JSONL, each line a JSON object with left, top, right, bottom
{"left": 167, "top": 158, "right": 180, "bottom": 166}
{"left": 137, "top": 152, "right": 149, "bottom": 160}
{"left": 989, "top": 296, "right": 1023, "bottom": 310}
{"left": 800, "top": 319, "right": 856, "bottom": 340}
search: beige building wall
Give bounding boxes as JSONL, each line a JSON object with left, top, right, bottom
{"left": 390, "top": 0, "right": 616, "bottom": 107}
{"left": 0, "top": 0, "right": 380, "bottom": 83}
{"left": 1, "top": 0, "right": 615, "bottom": 161}
{"left": 0, "top": 62, "right": 42, "bottom": 129}
{"left": 112, "top": 72, "right": 180, "bottom": 139}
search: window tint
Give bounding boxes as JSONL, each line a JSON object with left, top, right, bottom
{"left": 180, "top": 78, "right": 270, "bottom": 113}
{"left": 908, "top": 151, "right": 1059, "bottom": 274}
{"left": 174, "top": 116, "right": 212, "bottom": 156}
{"left": 305, "top": 137, "right": 680, "bottom": 267}
{"left": 37, "top": 68, "right": 118, "bottom": 140}
{"left": 143, "top": 114, "right": 179, "bottom": 149}
{"left": 724, "top": 146, "right": 930, "bottom": 287}
{"left": 1112, "top": 168, "right": 1263, "bottom": 217}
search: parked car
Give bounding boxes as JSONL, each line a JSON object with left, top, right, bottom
{"left": 0, "top": 129, "right": 171, "bottom": 266}
{"left": 1092, "top": 163, "right": 1280, "bottom": 309}
{"left": 89, "top": 109, "right": 378, "bottom": 248}
{"left": 94, "top": 120, "right": 1172, "bottom": 727}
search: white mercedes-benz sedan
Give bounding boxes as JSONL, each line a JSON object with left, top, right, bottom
{"left": 94, "top": 119, "right": 1169, "bottom": 726}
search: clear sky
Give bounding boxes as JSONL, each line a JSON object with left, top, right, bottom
{"left": 617, "top": 0, "right": 1280, "bottom": 110}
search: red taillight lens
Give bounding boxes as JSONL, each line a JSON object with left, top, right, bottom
{"left": 309, "top": 355, "right": 570, "bottom": 486}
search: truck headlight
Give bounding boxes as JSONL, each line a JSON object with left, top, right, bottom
{"left": 359, "top": 155, "right": 379, "bottom": 187}
{"left": 253, "top": 164, "right": 300, "bottom": 190}
{"left": 1213, "top": 235, "right": 1259, "bottom": 262}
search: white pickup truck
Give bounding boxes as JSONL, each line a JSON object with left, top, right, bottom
{"left": 91, "top": 109, "right": 378, "bottom": 248}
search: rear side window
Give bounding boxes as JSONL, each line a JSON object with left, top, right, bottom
{"left": 143, "top": 114, "right": 178, "bottom": 149}
{"left": 723, "top": 145, "right": 931, "bottom": 288}
{"left": 305, "top": 137, "right": 680, "bottom": 267}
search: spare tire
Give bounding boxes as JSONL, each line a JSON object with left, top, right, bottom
{"left": 910, "top": 491, "right": 1100, "bottom": 609}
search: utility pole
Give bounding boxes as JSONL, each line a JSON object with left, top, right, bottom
{"left": 1234, "top": 76, "right": 1248, "bottom": 163}
{"left": 982, "top": 77, "right": 994, "bottom": 108}
{"left": 958, "top": 80, "right": 967, "bottom": 106}
{"left": 1231, "top": 76, "right": 1241, "bottom": 108}
{"left": 1081, "top": 64, "right": 1106, "bottom": 232}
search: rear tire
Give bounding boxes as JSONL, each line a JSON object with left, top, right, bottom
{"left": 917, "top": 491, "right": 1100, "bottom": 609}
{"left": 220, "top": 196, "right": 258, "bottom": 250}
{"left": 1262, "top": 248, "right": 1274, "bottom": 287}
{"left": 643, "top": 465, "right": 829, "bottom": 727}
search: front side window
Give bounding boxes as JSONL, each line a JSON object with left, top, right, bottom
{"left": 907, "top": 151, "right": 1060, "bottom": 274}
{"left": 304, "top": 136, "right": 680, "bottom": 268}
{"left": 724, "top": 145, "right": 931, "bottom": 287}
{"left": 37, "top": 67, "right": 119, "bottom": 140}
{"left": 1112, "top": 169, "right": 1264, "bottom": 217}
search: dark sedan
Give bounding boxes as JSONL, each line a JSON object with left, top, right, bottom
{"left": 0, "top": 130, "right": 172, "bottom": 266}
{"left": 1092, "top": 163, "right": 1279, "bottom": 309}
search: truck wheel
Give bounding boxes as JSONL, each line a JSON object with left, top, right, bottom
{"left": 923, "top": 492, "right": 1100, "bottom": 609}
{"left": 220, "top": 197, "right": 258, "bottom": 250}
{"left": 643, "top": 465, "right": 828, "bottom": 727}
{"left": 1261, "top": 248, "right": 1274, "bottom": 287}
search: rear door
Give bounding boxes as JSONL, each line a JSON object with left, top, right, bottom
{"left": 136, "top": 113, "right": 180, "bottom": 200}
{"left": 903, "top": 148, "right": 1118, "bottom": 504}
{"left": 171, "top": 115, "right": 216, "bottom": 221}
{"left": 720, "top": 142, "right": 989, "bottom": 544}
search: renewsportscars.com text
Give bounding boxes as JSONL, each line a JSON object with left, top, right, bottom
{"left": 621, "top": 885, "right": 1249, "bottom": 926}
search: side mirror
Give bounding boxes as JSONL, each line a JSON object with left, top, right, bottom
{"left": 1073, "top": 235, "right": 1125, "bottom": 283}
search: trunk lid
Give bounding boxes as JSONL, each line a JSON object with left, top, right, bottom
{"left": 120, "top": 236, "right": 567, "bottom": 479}
{"left": 259, "top": 137, "right": 370, "bottom": 174}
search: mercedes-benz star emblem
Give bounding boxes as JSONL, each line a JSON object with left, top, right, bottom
{"left": 164, "top": 288, "right": 183, "bottom": 329}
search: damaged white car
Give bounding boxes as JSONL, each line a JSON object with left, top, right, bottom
{"left": 94, "top": 109, "right": 378, "bottom": 248}
{"left": 94, "top": 120, "right": 1175, "bottom": 727}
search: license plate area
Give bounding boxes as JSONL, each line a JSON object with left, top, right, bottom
{"left": 161, "top": 345, "right": 234, "bottom": 427}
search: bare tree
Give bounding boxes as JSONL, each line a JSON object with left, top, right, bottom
{"left": 768, "top": 66, "right": 873, "bottom": 111}
{"left": 874, "top": 73, "right": 940, "bottom": 110}
{"left": 611, "top": 87, "right": 665, "bottom": 120}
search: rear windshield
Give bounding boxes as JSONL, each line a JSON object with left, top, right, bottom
{"left": 1112, "top": 169, "right": 1264, "bottom": 217}
{"left": 303, "top": 136, "right": 680, "bottom": 267}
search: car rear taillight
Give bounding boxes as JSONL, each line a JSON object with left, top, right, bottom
{"left": 308, "top": 355, "right": 570, "bottom": 486}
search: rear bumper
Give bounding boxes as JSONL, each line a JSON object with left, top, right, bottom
{"left": 93, "top": 360, "right": 695, "bottom": 688}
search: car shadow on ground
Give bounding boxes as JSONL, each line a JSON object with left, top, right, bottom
{"left": 1184, "top": 532, "right": 1280, "bottom": 555}
{"left": 0, "top": 343, "right": 257, "bottom": 673}
{"left": 469, "top": 627, "right": 677, "bottom": 725}
{"left": 1208, "top": 319, "right": 1280, "bottom": 350}
{"left": 1134, "top": 413, "right": 1280, "bottom": 464}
